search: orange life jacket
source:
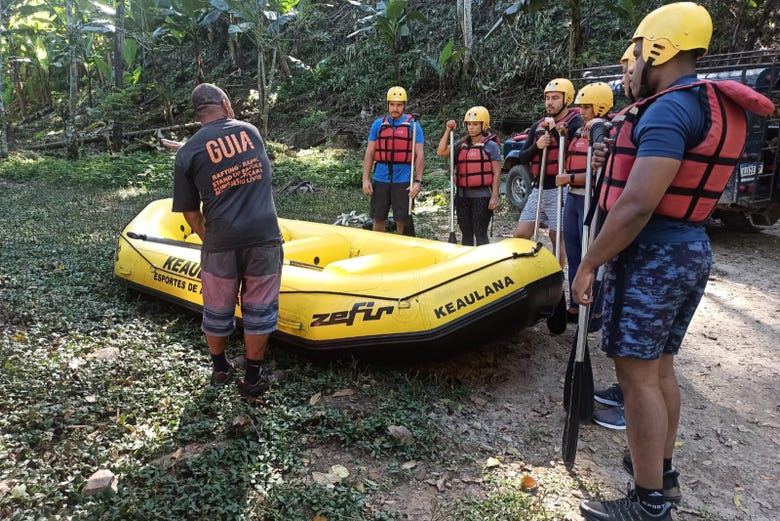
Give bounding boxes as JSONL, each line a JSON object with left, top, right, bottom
{"left": 599, "top": 80, "right": 774, "bottom": 223}
{"left": 373, "top": 114, "right": 414, "bottom": 164}
{"left": 529, "top": 108, "right": 581, "bottom": 180}
{"left": 455, "top": 133, "right": 499, "bottom": 188}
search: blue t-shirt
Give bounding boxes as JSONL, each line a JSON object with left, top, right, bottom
{"left": 368, "top": 115, "right": 425, "bottom": 183}
{"left": 632, "top": 75, "right": 709, "bottom": 243}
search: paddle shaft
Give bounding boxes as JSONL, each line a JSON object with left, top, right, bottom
{"left": 532, "top": 129, "right": 548, "bottom": 243}
{"left": 126, "top": 232, "right": 201, "bottom": 250}
{"left": 409, "top": 118, "right": 417, "bottom": 215}
{"left": 450, "top": 131, "right": 456, "bottom": 234}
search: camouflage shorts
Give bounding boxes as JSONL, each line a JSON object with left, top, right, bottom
{"left": 601, "top": 241, "right": 712, "bottom": 360}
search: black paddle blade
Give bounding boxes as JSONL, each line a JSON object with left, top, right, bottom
{"left": 562, "top": 361, "right": 583, "bottom": 469}
{"left": 448, "top": 232, "right": 457, "bottom": 244}
{"left": 564, "top": 329, "right": 595, "bottom": 420}
{"left": 546, "top": 294, "right": 567, "bottom": 335}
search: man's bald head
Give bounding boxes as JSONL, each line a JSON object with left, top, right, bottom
{"left": 191, "top": 83, "right": 233, "bottom": 122}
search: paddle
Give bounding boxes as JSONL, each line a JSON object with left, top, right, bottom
{"left": 448, "top": 128, "right": 458, "bottom": 244}
{"left": 562, "top": 125, "right": 603, "bottom": 469}
{"left": 126, "top": 232, "right": 201, "bottom": 250}
{"left": 408, "top": 115, "right": 418, "bottom": 216}
{"left": 546, "top": 129, "right": 568, "bottom": 336}
{"left": 531, "top": 128, "right": 548, "bottom": 243}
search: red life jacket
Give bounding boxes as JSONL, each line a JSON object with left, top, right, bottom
{"left": 455, "top": 133, "right": 500, "bottom": 188}
{"left": 529, "top": 108, "right": 581, "bottom": 180}
{"left": 600, "top": 80, "right": 773, "bottom": 223}
{"left": 565, "top": 132, "right": 589, "bottom": 180}
{"left": 373, "top": 114, "right": 414, "bottom": 164}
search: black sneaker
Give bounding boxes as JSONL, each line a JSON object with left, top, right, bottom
{"left": 210, "top": 356, "right": 245, "bottom": 386}
{"left": 594, "top": 383, "right": 623, "bottom": 406}
{"left": 593, "top": 406, "right": 626, "bottom": 430}
{"left": 238, "top": 368, "right": 274, "bottom": 398}
{"left": 623, "top": 452, "right": 682, "bottom": 504}
{"left": 580, "top": 489, "right": 672, "bottom": 521}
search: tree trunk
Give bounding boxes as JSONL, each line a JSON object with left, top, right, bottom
{"left": 569, "top": 0, "right": 582, "bottom": 69}
{"left": 9, "top": 39, "right": 27, "bottom": 119}
{"left": 112, "top": 0, "right": 125, "bottom": 152}
{"left": 457, "top": 0, "right": 473, "bottom": 77}
{"left": 66, "top": 0, "right": 79, "bottom": 160}
{"left": 0, "top": 2, "right": 8, "bottom": 158}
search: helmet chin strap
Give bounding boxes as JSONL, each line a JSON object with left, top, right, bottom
{"left": 636, "top": 56, "right": 655, "bottom": 100}
{"left": 551, "top": 105, "right": 568, "bottom": 119}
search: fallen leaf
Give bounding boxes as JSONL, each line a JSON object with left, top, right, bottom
{"left": 485, "top": 457, "right": 501, "bottom": 468}
{"left": 734, "top": 495, "right": 747, "bottom": 512}
{"left": 313, "top": 515, "right": 327, "bottom": 521}
{"left": 309, "top": 392, "right": 321, "bottom": 406}
{"left": 331, "top": 389, "right": 356, "bottom": 397}
{"left": 331, "top": 465, "right": 349, "bottom": 479}
{"left": 401, "top": 460, "right": 417, "bottom": 470}
{"left": 470, "top": 395, "right": 487, "bottom": 407}
{"left": 520, "top": 474, "right": 538, "bottom": 492}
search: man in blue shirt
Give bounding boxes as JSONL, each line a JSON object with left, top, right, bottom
{"left": 573, "top": 3, "right": 755, "bottom": 520}
{"left": 361, "top": 86, "right": 425, "bottom": 235}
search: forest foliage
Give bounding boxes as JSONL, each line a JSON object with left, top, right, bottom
{"left": 0, "top": 0, "right": 778, "bottom": 157}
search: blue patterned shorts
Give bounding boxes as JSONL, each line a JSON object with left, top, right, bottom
{"left": 601, "top": 241, "right": 712, "bottom": 360}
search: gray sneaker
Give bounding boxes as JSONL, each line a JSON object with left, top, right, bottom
{"left": 210, "top": 356, "right": 246, "bottom": 386}
{"left": 593, "top": 406, "right": 626, "bottom": 430}
{"left": 594, "top": 383, "right": 623, "bottom": 406}
{"left": 581, "top": 492, "right": 672, "bottom": 521}
{"left": 239, "top": 368, "right": 274, "bottom": 398}
{"left": 623, "top": 452, "right": 682, "bottom": 504}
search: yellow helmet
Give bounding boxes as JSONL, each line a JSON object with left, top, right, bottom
{"left": 463, "top": 106, "right": 490, "bottom": 128}
{"left": 386, "top": 86, "right": 408, "bottom": 102}
{"left": 544, "top": 78, "right": 575, "bottom": 106}
{"left": 633, "top": 2, "right": 712, "bottom": 66}
{"left": 620, "top": 43, "right": 635, "bottom": 67}
{"left": 575, "top": 82, "right": 614, "bottom": 117}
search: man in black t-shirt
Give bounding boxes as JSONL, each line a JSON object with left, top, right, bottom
{"left": 172, "top": 83, "right": 282, "bottom": 399}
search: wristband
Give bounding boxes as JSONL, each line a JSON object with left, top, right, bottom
{"left": 414, "top": 179, "right": 422, "bottom": 185}
{"left": 570, "top": 174, "right": 575, "bottom": 184}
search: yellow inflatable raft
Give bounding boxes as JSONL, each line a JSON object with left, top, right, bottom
{"left": 114, "top": 199, "right": 563, "bottom": 355}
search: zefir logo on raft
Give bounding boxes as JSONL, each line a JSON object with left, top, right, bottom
{"left": 309, "top": 276, "right": 515, "bottom": 327}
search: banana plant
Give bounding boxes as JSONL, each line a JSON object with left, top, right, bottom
{"left": 209, "top": 0, "right": 300, "bottom": 137}
{"left": 347, "top": 0, "right": 427, "bottom": 84}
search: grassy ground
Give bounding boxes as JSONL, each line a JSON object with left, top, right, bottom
{"left": 0, "top": 149, "right": 575, "bottom": 520}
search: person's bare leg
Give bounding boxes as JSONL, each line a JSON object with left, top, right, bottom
{"left": 615, "top": 355, "right": 665, "bottom": 490}
{"left": 513, "top": 221, "right": 534, "bottom": 239}
{"left": 396, "top": 220, "right": 406, "bottom": 234}
{"left": 658, "top": 353, "right": 680, "bottom": 460}
{"left": 245, "top": 333, "right": 270, "bottom": 361}
{"left": 549, "top": 230, "right": 566, "bottom": 268}
{"left": 206, "top": 334, "right": 227, "bottom": 356}
{"left": 373, "top": 218, "right": 386, "bottom": 232}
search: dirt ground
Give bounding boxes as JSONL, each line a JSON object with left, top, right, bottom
{"left": 369, "top": 216, "right": 780, "bottom": 520}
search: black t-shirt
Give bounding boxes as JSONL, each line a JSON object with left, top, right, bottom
{"left": 172, "top": 118, "right": 281, "bottom": 251}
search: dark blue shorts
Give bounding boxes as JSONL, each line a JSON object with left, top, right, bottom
{"left": 200, "top": 243, "right": 283, "bottom": 337}
{"left": 370, "top": 181, "right": 411, "bottom": 224}
{"left": 601, "top": 241, "right": 711, "bottom": 360}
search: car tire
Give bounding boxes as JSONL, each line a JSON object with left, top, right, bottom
{"left": 506, "top": 165, "right": 533, "bottom": 211}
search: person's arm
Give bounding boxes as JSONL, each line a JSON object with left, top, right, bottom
{"left": 571, "top": 155, "right": 681, "bottom": 305}
{"left": 362, "top": 140, "right": 376, "bottom": 195}
{"left": 410, "top": 140, "right": 424, "bottom": 198}
{"left": 183, "top": 210, "right": 206, "bottom": 240}
{"left": 515, "top": 122, "right": 548, "bottom": 164}
{"left": 436, "top": 120, "right": 457, "bottom": 157}
{"left": 488, "top": 159, "right": 502, "bottom": 210}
